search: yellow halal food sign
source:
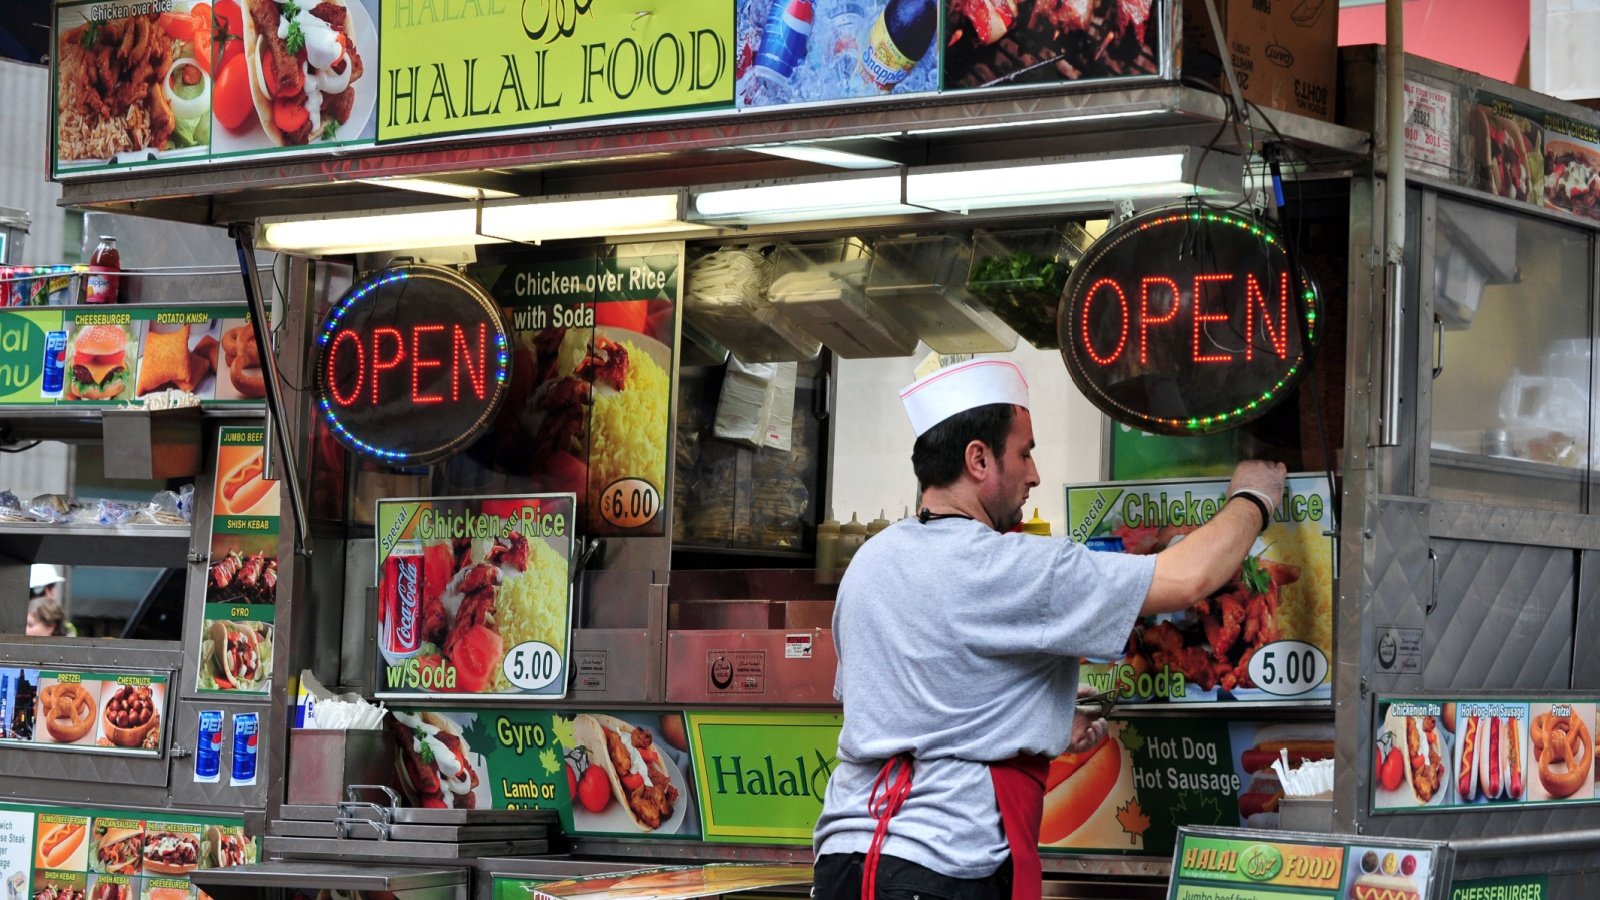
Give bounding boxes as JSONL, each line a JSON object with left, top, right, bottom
{"left": 379, "top": 0, "right": 734, "bottom": 142}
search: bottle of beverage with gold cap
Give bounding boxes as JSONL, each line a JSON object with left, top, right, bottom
{"left": 859, "top": 0, "right": 935, "bottom": 92}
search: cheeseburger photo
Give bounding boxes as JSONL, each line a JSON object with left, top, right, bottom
{"left": 67, "top": 325, "right": 131, "bottom": 401}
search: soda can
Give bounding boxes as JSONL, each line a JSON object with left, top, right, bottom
{"left": 231, "top": 711, "right": 259, "bottom": 785}
{"left": 40, "top": 330, "right": 67, "bottom": 398}
{"left": 380, "top": 540, "right": 426, "bottom": 664}
{"left": 195, "top": 709, "right": 224, "bottom": 783}
{"left": 754, "top": 0, "right": 814, "bottom": 79}
{"left": 1085, "top": 535, "right": 1126, "bottom": 553}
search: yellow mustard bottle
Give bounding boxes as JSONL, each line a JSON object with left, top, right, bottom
{"left": 838, "top": 513, "right": 867, "bottom": 569}
{"left": 1021, "top": 508, "right": 1051, "bottom": 537}
{"left": 816, "top": 510, "right": 841, "bottom": 574}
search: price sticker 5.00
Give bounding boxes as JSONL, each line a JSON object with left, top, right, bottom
{"left": 1247, "top": 641, "right": 1329, "bottom": 697}
{"left": 504, "top": 642, "right": 563, "bottom": 691}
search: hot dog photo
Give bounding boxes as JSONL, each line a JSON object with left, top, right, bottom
{"left": 1038, "top": 721, "right": 1139, "bottom": 850}
{"left": 212, "top": 444, "right": 280, "bottom": 519}
{"left": 1451, "top": 701, "right": 1528, "bottom": 804}
{"left": 1341, "top": 846, "right": 1429, "bottom": 900}
{"left": 1527, "top": 702, "right": 1594, "bottom": 801}
{"left": 1234, "top": 724, "right": 1335, "bottom": 828}
{"left": 34, "top": 819, "right": 90, "bottom": 871}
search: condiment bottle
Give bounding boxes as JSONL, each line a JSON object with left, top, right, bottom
{"left": 838, "top": 513, "right": 867, "bottom": 569}
{"left": 815, "top": 510, "right": 840, "bottom": 574}
{"left": 86, "top": 236, "right": 121, "bottom": 304}
{"left": 866, "top": 509, "right": 891, "bottom": 540}
{"left": 1021, "top": 508, "right": 1051, "bottom": 537}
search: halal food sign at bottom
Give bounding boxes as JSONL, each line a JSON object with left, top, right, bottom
{"left": 1060, "top": 208, "right": 1320, "bottom": 436}
{"left": 375, "top": 494, "right": 576, "bottom": 699}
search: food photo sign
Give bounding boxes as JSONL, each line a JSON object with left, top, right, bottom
{"left": 0, "top": 669, "right": 168, "bottom": 759}
{"left": 1067, "top": 474, "right": 1335, "bottom": 705}
{"left": 0, "top": 802, "right": 254, "bottom": 900}
{"left": 52, "top": 0, "right": 378, "bottom": 177}
{"left": 374, "top": 495, "right": 576, "bottom": 699}
{"left": 1470, "top": 92, "right": 1600, "bottom": 222}
{"left": 197, "top": 427, "right": 280, "bottom": 696}
{"left": 383, "top": 707, "right": 702, "bottom": 839}
{"left": 1374, "top": 697, "right": 1600, "bottom": 813}
{"left": 1167, "top": 827, "right": 1447, "bottom": 900}
{"left": 462, "top": 249, "right": 680, "bottom": 538}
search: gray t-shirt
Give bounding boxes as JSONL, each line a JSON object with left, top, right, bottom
{"left": 813, "top": 516, "right": 1154, "bottom": 879}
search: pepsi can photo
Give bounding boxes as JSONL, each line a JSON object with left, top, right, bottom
{"left": 231, "top": 711, "right": 259, "bottom": 785}
{"left": 754, "top": 0, "right": 814, "bottom": 79}
{"left": 195, "top": 709, "right": 224, "bottom": 783}
{"left": 41, "top": 330, "right": 67, "bottom": 398}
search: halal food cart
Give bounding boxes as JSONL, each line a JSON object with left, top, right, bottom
{"left": 16, "top": 0, "right": 1600, "bottom": 897}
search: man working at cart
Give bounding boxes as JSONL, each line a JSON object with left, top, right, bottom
{"left": 813, "top": 357, "right": 1286, "bottom": 900}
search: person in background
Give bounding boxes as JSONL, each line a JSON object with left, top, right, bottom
{"left": 813, "top": 357, "right": 1286, "bottom": 900}
{"left": 26, "top": 566, "right": 72, "bottom": 637}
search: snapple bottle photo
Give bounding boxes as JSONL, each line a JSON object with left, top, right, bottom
{"left": 85, "top": 236, "right": 121, "bottom": 304}
{"left": 380, "top": 540, "right": 425, "bottom": 666}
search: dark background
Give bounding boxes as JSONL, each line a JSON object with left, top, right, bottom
{"left": 2, "top": 1, "right": 50, "bottom": 64}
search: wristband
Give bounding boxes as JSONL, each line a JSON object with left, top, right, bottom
{"left": 1229, "top": 490, "right": 1272, "bottom": 533}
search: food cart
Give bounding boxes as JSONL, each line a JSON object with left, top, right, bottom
{"left": 12, "top": 0, "right": 1600, "bottom": 897}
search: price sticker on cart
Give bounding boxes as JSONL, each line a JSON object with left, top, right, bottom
{"left": 1247, "top": 641, "right": 1331, "bottom": 698}
{"left": 374, "top": 493, "right": 576, "bottom": 699}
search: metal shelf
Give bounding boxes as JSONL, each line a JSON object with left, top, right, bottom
{"left": 0, "top": 522, "right": 191, "bottom": 567}
{"left": 0, "top": 404, "right": 263, "bottom": 444}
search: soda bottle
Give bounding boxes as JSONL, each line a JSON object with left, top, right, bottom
{"left": 745, "top": 0, "right": 814, "bottom": 105}
{"left": 86, "top": 236, "right": 121, "bottom": 304}
{"left": 860, "top": 0, "right": 936, "bottom": 92}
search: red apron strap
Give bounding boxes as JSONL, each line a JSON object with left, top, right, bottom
{"left": 862, "top": 753, "right": 914, "bottom": 900}
{"left": 989, "top": 755, "right": 1049, "bottom": 900}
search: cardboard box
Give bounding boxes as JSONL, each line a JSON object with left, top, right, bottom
{"left": 1182, "top": 0, "right": 1339, "bottom": 122}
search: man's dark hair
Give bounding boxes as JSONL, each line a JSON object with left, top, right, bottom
{"left": 911, "top": 403, "right": 1016, "bottom": 490}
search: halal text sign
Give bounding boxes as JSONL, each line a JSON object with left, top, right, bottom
{"left": 314, "top": 265, "right": 511, "bottom": 465}
{"left": 1059, "top": 209, "right": 1319, "bottom": 436}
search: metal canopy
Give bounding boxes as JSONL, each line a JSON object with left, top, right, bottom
{"left": 189, "top": 861, "right": 468, "bottom": 891}
{"left": 57, "top": 84, "right": 1370, "bottom": 227}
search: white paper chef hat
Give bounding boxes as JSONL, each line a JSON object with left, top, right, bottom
{"left": 899, "top": 358, "right": 1030, "bottom": 437}
{"left": 30, "top": 565, "right": 63, "bottom": 589}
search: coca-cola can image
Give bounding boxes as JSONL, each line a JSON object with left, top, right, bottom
{"left": 380, "top": 539, "right": 425, "bottom": 665}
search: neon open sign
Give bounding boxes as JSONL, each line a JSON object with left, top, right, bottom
{"left": 1059, "top": 208, "right": 1319, "bottom": 436}
{"left": 313, "top": 265, "right": 511, "bottom": 464}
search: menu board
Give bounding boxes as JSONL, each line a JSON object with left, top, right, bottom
{"left": 1469, "top": 91, "right": 1600, "bottom": 222}
{"left": 462, "top": 249, "right": 680, "bottom": 538}
{"left": 374, "top": 495, "right": 575, "bottom": 699}
{"left": 0, "top": 669, "right": 167, "bottom": 759}
{"left": 1067, "top": 475, "right": 1335, "bottom": 705}
{"left": 196, "top": 428, "right": 279, "bottom": 696}
{"left": 383, "top": 707, "right": 702, "bottom": 840}
{"left": 0, "top": 802, "right": 254, "bottom": 900}
{"left": 1168, "top": 827, "right": 1448, "bottom": 900}
{"left": 0, "top": 305, "right": 261, "bottom": 408}
{"left": 1374, "top": 696, "right": 1600, "bottom": 813}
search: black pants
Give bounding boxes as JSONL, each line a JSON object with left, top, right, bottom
{"left": 812, "top": 853, "right": 1010, "bottom": 900}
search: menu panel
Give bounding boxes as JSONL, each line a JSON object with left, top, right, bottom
{"left": 0, "top": 669, "right": 167, "bottom": 759}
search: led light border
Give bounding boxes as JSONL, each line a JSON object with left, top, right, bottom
{"left": 1060, "top": 207, "right": 1320, "bottom": 436}
{"left": 312, "top": 266, "right": 512, "bottom": 465}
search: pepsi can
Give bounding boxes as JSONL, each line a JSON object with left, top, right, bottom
{"left": 195, "top": 709, "right": 223, "bottom": 783}
{"left": 41, "top": 330, "right": 67, "bottom": 398}
{"left": 231, "top": 711, "right": 258, "bottom": 785}
{"left": 754, "top": 0, "right": 814, "bottom": 79}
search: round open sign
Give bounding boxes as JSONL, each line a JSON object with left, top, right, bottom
{"left": 1058, "top": 208, "right": 1319, "bottom": 435}
{"left": 313, "top": 265, "right": 511, "bottom": 465}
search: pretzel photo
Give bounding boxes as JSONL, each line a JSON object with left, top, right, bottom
{"left": 1531, "top": 710, "right": 1591, "bottom": 799}
{"left": 39, "top": 682, "right": 97, "bottom": 743}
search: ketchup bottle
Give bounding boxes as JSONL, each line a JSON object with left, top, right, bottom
{"left": 85, "top": 236, "right": 121, "bottom": 304}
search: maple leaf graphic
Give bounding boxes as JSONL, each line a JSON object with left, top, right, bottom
{"left": 1116, "top": 799, "right": 1151, "bottom": 844}
{"left": 552, "top": 715, "right": 577, "bottom": 750}
{"left": 1118, "top": 723, "right": 1145, "bottom": 753}
{"left": 1173, "top": 791, "right": 1227, "bottom": 826}
{"left": 538, "top": 745, "right": 561, "bottom": 776}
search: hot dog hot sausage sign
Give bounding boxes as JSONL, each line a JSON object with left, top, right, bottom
{"left": 197, "top": 427, "right": 281, "bottom": 696}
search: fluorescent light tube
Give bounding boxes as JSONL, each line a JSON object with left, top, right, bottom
{"left": 906, "top": 154, "right": 1194, "bottom": 212}
{"left": 262, "top": 194, "right": 705, "bottom": 254}
{"left": 693, "top": 175, "right": 913, "bottom": 223}
{"left": 356, "top": 177, "right": 516, "bottom": 200}
{"left": 748, "top": 145, "right": 900, "bottom": 170}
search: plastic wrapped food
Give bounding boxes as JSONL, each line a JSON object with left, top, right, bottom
{"left": 28, "top": 494, "right": 72, "bottom": 524}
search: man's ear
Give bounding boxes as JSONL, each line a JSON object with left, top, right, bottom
{"left": 964, "top": 439, "right": 991, "bottom": 480}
